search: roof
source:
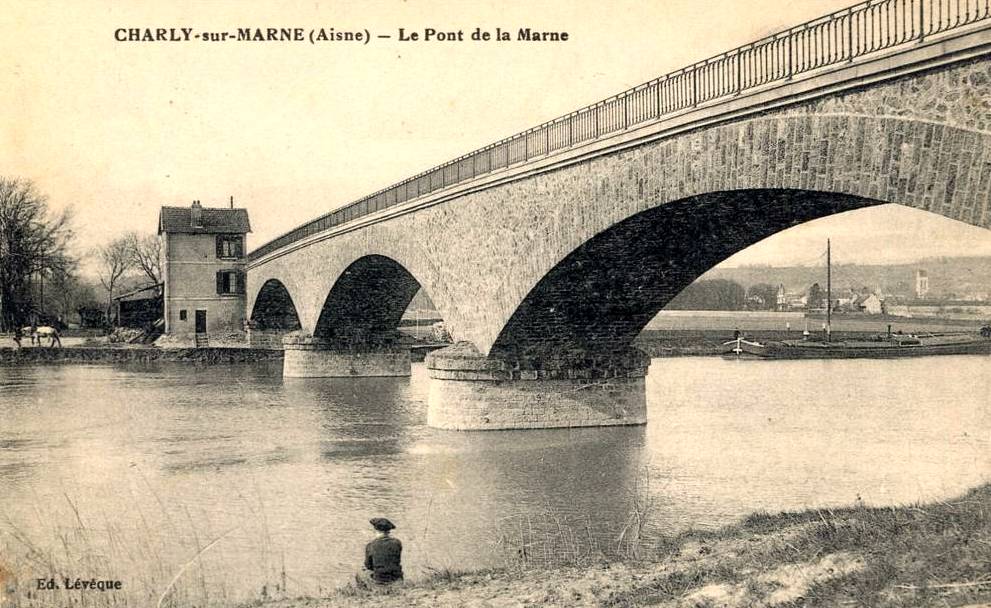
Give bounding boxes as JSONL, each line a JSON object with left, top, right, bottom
{"left": 853, "top": 293, "right": 882, "bottom": 306}
{"left": 113, "top": 283, "right": 163, "bottom": 302}
{"left": 158, "top": 206, "right": 251, "bottom": 234}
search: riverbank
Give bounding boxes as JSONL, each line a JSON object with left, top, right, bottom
{"left": 246, "top": 483, "right": 991, "bottom": 607}
{"left": 635, "top": 327, "right": 991, "bottom": 357}
{"left": 0, "top": 330, "right": 982, "bottom": 364}
{"left": 0, "top": 345, "right": 283, "bottom": 365}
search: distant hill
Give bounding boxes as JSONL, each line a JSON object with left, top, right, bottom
{"left": 704, "top": 256, "right": 991, "bottom": 300}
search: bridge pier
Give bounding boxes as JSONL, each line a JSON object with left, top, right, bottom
{"left": 248, "top": 328, "right": 292, "bottom": 350}
{"left": 282, "top": 335, "right": 411, "bottom": 378}
{"left": 425, "top": 344, "right": 648, "bottom": 430}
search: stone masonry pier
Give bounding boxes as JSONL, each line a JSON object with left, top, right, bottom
{"left": 425, "top": 343, "right": 648, "bottom": 430}
{"left": 282, "top": 335, "right": 410, "bottom": 378}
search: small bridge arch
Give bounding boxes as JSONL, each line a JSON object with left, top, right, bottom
{"left": 247, "top": 278, "right": 303, "bottom": 348}
{"left": 313, "top": 254, "right": 425, "bottom": 347}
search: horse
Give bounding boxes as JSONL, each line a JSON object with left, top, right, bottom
{"left": 23, "top": 326, "right": 61, "bottom": 348}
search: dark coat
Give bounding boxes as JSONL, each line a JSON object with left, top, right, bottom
{"left": 364, "top": 535, "right": 403, "bottom": 583}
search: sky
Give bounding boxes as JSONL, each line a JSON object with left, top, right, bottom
{"left": 3, "top": 0, "right": 991, "bottom": 270}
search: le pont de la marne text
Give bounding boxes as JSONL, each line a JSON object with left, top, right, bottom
{"left": 113, "top": 27, "right": 569, "bottom": 44}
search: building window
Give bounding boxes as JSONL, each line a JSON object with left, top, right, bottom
{"left": 179, "top": 309, "right": 187, "bottom": 321}
{"left": 216, "top": 270, "right": 245, "bottom": 295}
{"left": 216, "top": 235, "right": 244, "bottom": 259}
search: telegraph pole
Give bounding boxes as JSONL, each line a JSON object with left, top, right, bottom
{"left": 826, "top": 239, "right": 831, "bottom": 343}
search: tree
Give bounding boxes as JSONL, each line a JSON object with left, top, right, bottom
{"left": 746, "top": 283, "right": 779, "bottom": 311}
{"left": 95, "top": 237, "right": 133, "bottom": 323}
{"left": 49, "top": 274, "right": 101, "bottom": 326}
{"left": 807, "top": 282, "right": 825, "bottom": 310}
{"left": 123, "top": 231, "right": 161, "bottom": 286}
{"left": 666, "top": 279, "right": 746, "bottom": 311}
{"left": 0, "top": 177, "right": 75, "bottom": 330}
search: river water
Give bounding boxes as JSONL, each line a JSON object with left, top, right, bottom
{"left": 0, "top": 356, "right": 988, "bottom": 605}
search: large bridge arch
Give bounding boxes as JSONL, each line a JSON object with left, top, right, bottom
{"left": 488, "top": 189, "right": 881, "bottom": 362}
{"left": 249, "top": 112, "right": 991, "bottom": 359}
{"left": 462, "top": 111, "right": 991, "bottom": 358}
{"left": 249, "top": 57, "right": 991, "bottom": 359}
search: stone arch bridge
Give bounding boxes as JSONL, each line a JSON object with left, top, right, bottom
{"left": 247, "top": 5, "right": 991, "bottom": 430}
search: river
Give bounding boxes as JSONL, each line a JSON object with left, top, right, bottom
{"left": 0, "top": 356, "right": 988, "bottom": 605}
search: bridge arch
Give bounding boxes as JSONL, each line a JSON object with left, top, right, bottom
{"left": 489, "top": 189, "right": 882, "bottom": 361}
{"left": 249, "top": 278, "right": 302, "bottom": 331}
{"left": 313, "top": 254, "right": 426, "bottom": 347}
{"left": 464, "top": 111, "right": 991, "bottom": 358}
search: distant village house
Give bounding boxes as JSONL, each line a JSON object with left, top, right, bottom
{"left": 853, "top": 292, "right": 885, "bottom": 315}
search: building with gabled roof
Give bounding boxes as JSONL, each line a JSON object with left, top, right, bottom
{"left": 158, "top": 200, "right": 251, "bottom": 343}
{"left": 158, "top": 205, "right": 251, "bottom": 234}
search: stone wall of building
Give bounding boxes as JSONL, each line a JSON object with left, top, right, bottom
{"left": 165, "top": 232, "right": 248, "bottom": 338}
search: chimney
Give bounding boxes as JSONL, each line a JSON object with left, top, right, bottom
{"left": 190, "top": 200, "right": 202, "bottom": 227}
{"left": 230, "top": 195, "right": 234, "bottom": 209}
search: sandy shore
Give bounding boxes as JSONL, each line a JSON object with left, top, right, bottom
{"left": 243, "top": 484, "right": 991, "bottom": 607}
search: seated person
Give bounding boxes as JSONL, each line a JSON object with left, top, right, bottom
{"left": 363, "top": 517, "right": 403, "bottom": 585}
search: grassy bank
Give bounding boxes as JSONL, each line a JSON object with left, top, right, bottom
{"left": 635, "top": 326, "right": 989, "bottom": 357}
{"left": 248, "top": 483, "right": 991, "bottom": 607}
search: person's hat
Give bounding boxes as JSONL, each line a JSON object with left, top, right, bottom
{"left": 369, "top": 517, "right": 395, "bottom": 532}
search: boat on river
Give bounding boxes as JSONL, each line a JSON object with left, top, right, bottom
{"left": 723, "top": 331, "right": 991, "bottom": 359}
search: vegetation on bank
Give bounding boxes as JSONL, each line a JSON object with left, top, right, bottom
{"left": 247, "top": 483, "right": 991, "bottom": 607}
{"left": 0, "top": 345, "right": 282, "bottom": 364}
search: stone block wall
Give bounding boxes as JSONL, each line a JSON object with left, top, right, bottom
{"left": 248, "top": 329, "right": 287, "bottom": 350}
{"left": 282, "top": 336, "right": 410, "bottom": 377}
{"left": 426, "top": 375, "right": 647, "bottom": 430}
{"left": 425, "top": 343, "right": 648, "bottom": 430}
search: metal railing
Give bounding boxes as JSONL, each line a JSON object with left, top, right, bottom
{"left": 249, "top": 0, "right": 990, "bottom": 263}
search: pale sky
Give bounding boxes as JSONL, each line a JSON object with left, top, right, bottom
{"left": 3, "top": 0, "right": 990, "bottom": 269}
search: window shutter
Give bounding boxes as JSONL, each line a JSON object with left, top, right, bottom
{"left": 235, "top": 237, "right": 244, "bottom": 258}
{"left": 216, "top": 235, "right": 223, "bottom": 258}
{"left": 237, "top": 270, "right": 246, "bottom": 295}
{"left": 216, "top": 271, "right": 223, "bottom": 294}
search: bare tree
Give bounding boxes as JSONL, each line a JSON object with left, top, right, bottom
{"left": 0, "top": 177, "right": 76, "bottom": 330}
{"left": 95, "top": 237, "right": 133, "bottom": 323}
{"left": 123, "top": 231, "right": 161, "bottom": 286}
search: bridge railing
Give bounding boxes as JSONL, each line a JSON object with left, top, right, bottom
{"left": 249, "top": 0, "right": 990, "bottom": 263}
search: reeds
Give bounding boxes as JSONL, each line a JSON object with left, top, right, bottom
{"left": 492, "top": 464, "right": 659, "bottom": 571}
{"left": 0, "top": 485, "right": 296, "bottom": 608}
